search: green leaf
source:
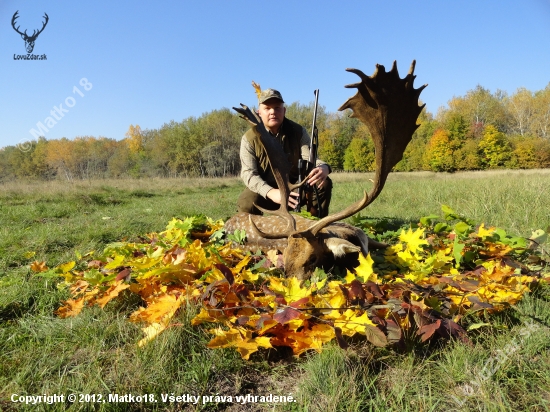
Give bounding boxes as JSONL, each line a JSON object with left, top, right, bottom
{"left": 420, "top": 214, "right": 439, "bottom": 227}
{"left": 467, "top": 322, "right": 491, "bottom": 331}
{"left": 83, "top": 268, "right": 104, "bottom": 285}
{"left": 530, "top": 229, "right": 548, "bottom": 246}
{"left": 441, "top": 204, "right": 459, "bottom": 221}
{"left": 227, "top": 229, "right": 247, "bottom": 245}
{"left": 434, "top": 222, "right": 450, "bottom": 233}
{"left": 453, "top": 237, "right": 465, "bottom": 266}
{"left": 453, "top": 222, "right": 470, "bottom": 235}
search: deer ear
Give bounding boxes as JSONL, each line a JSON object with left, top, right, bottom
{"left": 324, "top": 238, "right": 361, "bottom": 257}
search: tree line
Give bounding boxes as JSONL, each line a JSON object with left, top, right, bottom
{"left": 1, "top": 83, "right": 549, "bottom": 182}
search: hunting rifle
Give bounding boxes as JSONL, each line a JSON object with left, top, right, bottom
{"left": 294, "top": 89, "right": 321, "bottom": 215}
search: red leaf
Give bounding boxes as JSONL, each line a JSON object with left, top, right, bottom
{"left": 349, "top": 279, "right": 365, "bottom": 303}
{"left": 273, "top": 307, "right": 302, "bottom": 324}
{"left": 290, "top": 297, "right": 309, "bottom": 308}
{"left": 215, "top": 263, "right": 234, "bottom": 285}
{"left": 334, "top": 327, "right": 349, "bottom": 350}
{"left": 236, "top": 316, "right": 249, "bottom": 326}
{"left": 418, "top": 319, "right": 441, "bottom": 342}
{"left": 115, "top": 268, "right": 131, "bottom": 282}
{"left": 364, "top": 281, "right": 384, "bottom": 298}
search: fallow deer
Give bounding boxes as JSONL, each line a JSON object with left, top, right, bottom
{"left": 225, "top": 61, "right": 426, "bottom": 280}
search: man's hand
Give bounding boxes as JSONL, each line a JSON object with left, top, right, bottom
{"left": 267, "top": 188, "right": 300, "bottom": 209}
{"left": 307, "top": 164, "right": 329, "bottom": 188}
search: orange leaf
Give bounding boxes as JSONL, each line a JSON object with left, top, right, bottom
{"left": 56, "top": 297, "right": 85, "bottom": 318}
{"left": 95, "top": 281, "right": 130, "bottom": 308}
{"left": 30, "top": 261, "right": 48, "bottom": 273}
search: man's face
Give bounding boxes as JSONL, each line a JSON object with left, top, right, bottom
{"left": 257, "top": 98, "right": 286, "bottom": 133}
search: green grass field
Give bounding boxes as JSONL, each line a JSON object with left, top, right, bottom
{"left": 1, "top": 170, "right": 550, "bottom": 411}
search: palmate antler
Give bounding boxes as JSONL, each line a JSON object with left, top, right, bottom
{"left": 307, "top": 60, "right": 427, "bottom": 235}
{"left": 233, "top": 60, "right": 426, "bottom": 240}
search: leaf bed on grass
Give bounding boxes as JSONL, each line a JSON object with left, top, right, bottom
{"left": 37, "top": 205, "right": 550, "bottom": 360}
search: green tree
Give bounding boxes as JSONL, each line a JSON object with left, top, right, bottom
{"left": 343, "top": 137, "right": 375, "bottom": 172}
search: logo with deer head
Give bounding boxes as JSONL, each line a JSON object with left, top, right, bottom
{"left": 11, "top": 11, "right": 49, "bottom": 53}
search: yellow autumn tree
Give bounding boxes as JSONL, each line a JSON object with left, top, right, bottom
{"left": 424, "top": 129, "right": 455, "bottom": 171}
{"left": 478, "top": 125, "right": 512, "bottom": 168}
{"left": 125, "top": 124, "right": 143, "bottom": 153}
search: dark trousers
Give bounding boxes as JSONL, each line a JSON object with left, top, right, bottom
{"left": 237, "top": 177, "right": 332, "bottom": 218}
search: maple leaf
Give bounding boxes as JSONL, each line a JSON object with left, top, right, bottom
{"left": 346, "top": 253, "right": 377, "bottom": 283}
{"left": 268, "top": 277, "right": 325, "bottom": 305}
{"left": 399, "top": 227, "right": 428, "bottom": 257}
{"left": 316, "top": 281, "right": 347, "bottom": 318}
{"left": 475, "top": 223, "right": 496, "bottom": 238}
{"left": 30, "top": 260, "right": 48, "bottom": 273}
{"left": 138, "top": 322, "right": 168, "bottom": 347}
{"left": 56, "top": 297, "right": 85, "bottom": 318}
{"left": 95, "top": 281, "right": 131, "bottom": 309}
{"left": 334, "top": 309, "right": 375, "bottom": 336}
{"left": 130, "top": 291, "right": 185, "bottom": 324}
{"left": 207, "top": 327, "right": 272, "bottom": 360}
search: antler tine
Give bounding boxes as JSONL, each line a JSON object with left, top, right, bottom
{"left": 11, "top": 11, "right": 25, "bottom": 36}
{"left": 232, "top": 104, "right": 297, "bottom": 238}
{"left": 35, "top": 13, "right": 49, "bottom": 36}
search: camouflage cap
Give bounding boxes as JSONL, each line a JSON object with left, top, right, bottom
{"left": 258, "top": 88, "right": 284, "bottom": 105}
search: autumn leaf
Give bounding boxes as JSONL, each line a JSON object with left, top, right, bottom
{"left": 52, "top": 212, "right": 545, "bottom": 357}
{"left": 334, "top": 309, "right": 376, "bottom": 336}
{"left": 399, "top": 227, "right": 428, "bottom": 257}
{"left": 95, "top": 281, "right": 130, "bottom": 309}
{"left": 346, "top": 253, "right": 377, "bottom": 283}
{"left": 30, "top": 260, "right": 48, "bottom": 273}
{"left": 56, "top": 297, "right": 85, "bottom": 318}
{"left": 268, "top": 276, "right": 326, "bottom": 305}
{"left": 207, "top": 327, "right": 272, "bottom": 360}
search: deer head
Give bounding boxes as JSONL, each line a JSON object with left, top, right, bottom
{"left": 12, "top": 11, "right": 49, "bottom": 54}
{"left": 232, "top": 61, "right": 426, "bottom": 279}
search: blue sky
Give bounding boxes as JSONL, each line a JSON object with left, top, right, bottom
{"left": 1, "top": 0, "right": 549, "bottom": 149}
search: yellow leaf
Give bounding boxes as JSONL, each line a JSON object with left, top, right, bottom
{"left": 317, "top": 281, "right": 347, "bottom": 318}
{"left": 238, "top": 269, "right": 259, "bottom": 283}
{"left": 399, "top": 227, "right": 428, "bottom": 256}
{"left": 268, "top": 277, "right": 308, "bottom": 303}
{"left": 354, "top": 253, "right": 377, "bottom": 283}
{"left": 334, "top": 309, "right": 375, "bottom": 336}
{"left": 475, "top": 223, "right": 496, "bottom": 238}
{"left": 104, "top": 254, "right": 125, "bottom": 270}
{"left": 137, "top": 322, "right": 167, "bottom": 347}
{"left": 207, "top": 327, "right": 272, "bottom": 360}
{"left": 58, "top": 261, "right": 76, "bottom": 273}
{"left": 233, "top": 255, "right": 251, "bottom": 274}
{"left": 130, "top": 292, "right": 184, "bottom": 324}
{"left": 307, "top": 324, "right": 336, "bottom": 351}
